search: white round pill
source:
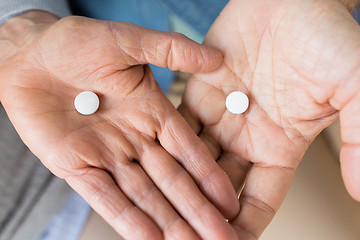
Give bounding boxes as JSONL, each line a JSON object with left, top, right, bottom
{"left": 74, "top": 91, "right": 100, "bottom": 115}
{"left": 225, "top": 91, "right": 249, "bottom": 114}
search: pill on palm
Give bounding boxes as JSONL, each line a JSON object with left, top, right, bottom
{"left": 226, "top": 91, "right": 249, "bottom": 114}
{"left": 74, "top": 91, "right": 100, "bottom": 115}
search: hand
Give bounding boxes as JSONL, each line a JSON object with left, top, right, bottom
{"left": 0, "top": 11, "right": 239, "bottom": 239}
{"left": 180, "top": 0, "right": 360, "bottom": 238}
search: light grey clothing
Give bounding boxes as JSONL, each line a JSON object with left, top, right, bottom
{"left": 0, "top": 0, "right": 71, "bottom": 25}
{"left": 0, "top": 104, "right": 72, "bottom": 240}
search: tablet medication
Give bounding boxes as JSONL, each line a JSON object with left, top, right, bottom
{"left": 74, "top": 91, "right": 100, "bottom": 115}
{"left": 226, "top": 91, "right": 249, "bottom": 114}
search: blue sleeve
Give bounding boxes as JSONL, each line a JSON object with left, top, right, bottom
{"left": 0, "top": 0, "right": 72, "bottom": 25}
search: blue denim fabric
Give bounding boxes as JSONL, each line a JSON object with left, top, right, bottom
{"left": 39, "top": 192, "right": 91, "bottom": 240}
{"left": 354, "top": 6, "right": 360, "bottom": 24}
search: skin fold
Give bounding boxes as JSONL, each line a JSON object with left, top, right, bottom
{"left": 180, "top": 0, "right": 360, "bottom": 238}
{"left": 0, "top": 11, "right": 239, "bottom": 240}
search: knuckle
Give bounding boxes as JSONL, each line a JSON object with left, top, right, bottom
{"left": 57, "top": 16, "right": 84, "bottom": 28}
{"left": 170, "top": 32, "right": 187, "bottom": 40}
{"left": 163, "top": 217, "right": 186, "bottom": 239}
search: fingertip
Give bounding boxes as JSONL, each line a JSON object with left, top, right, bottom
{"left": 109, "top": 22, "right": 225, "bottom": 73}
{"left": 165, "top": 32, "right": 224, "bottom": 73}
{"left": 195, "top": 202, "right": 238, "bottom": 240}
{"left": 340, "top": 144, "right": 360, "bottom": 202}
{"left": 350, "top": 192, "right": 360, "bottom": 203}
{"left": 206, "top": 169, "right": 240, "bottom": 220}
{"left": 196, "top": 45, "right": 224, "bottom": 73}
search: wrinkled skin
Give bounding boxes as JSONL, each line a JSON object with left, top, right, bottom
{"left": 180, "top": 0, "right": 360, "bottom": 238}
{"left": 0, "top": 12, "right": 239, "bottom": 240}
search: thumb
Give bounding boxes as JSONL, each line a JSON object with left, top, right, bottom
{"left": 339, "top": 93, "right": 360, "bottom": 202}
{"left": 109, "top": 22, "right": 223, "bottom": 73}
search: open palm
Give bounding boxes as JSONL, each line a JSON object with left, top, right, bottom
{"left": 0, "top": 15, "right": 239, "bottom": 239}
{"left": 180, "top": 0, "right": 360, "bottom": 238}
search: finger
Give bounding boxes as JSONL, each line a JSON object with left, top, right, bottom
{"left": 339, "top": 94, "right": 360, "bottom": 201}
{"left": 197, "top": 129, "right": 250, "bottom": 193}
{"left": 230, "top": 164, "right": 296, "bottom": 239}
{"left": 178, "top": 103, "right": 202, "bottom": 134}
{"left": 217, "top": 152, "right": 252, "bottom": 193}
{"left": 140, "top": 142, "right": 237, "bottom": 240}
{"left": 65, "top": 167, "right": 162, "bottom": 240}
{"left": 178, "top": 104, "right": 241, "bottom": 218}
{"left": 157, "top": 107, "right": 240, "bottom": 220}
{"left": 340, "top": 145, "right": 360, "bottom": 201}
{"left": 198, "top": 129, "right": 222, "bottom": 160}
{"left": 111, "top": 160, "right": 200, "bottom": 239}
{"left": 84, "top": 121, "right": 200, "bottom": 238}
{"left": 109, "top": 22, "right": 224, "bottom": 73}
